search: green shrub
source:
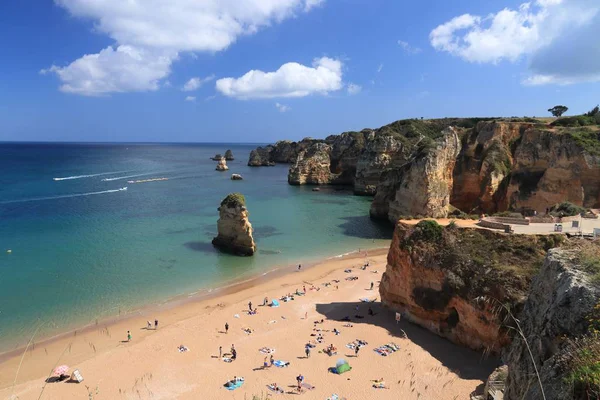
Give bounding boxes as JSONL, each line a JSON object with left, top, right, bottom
{"left": 411, "top": 220, "right": 443, "bottom": 243}
{"left": 221, "top": 193, "right": 246, "bottom": 208}
{"left": 551, "top": 115, "right": 597, "bottom": 127}
{"left": 563, "top": 129, "right": 600, "bottom": 156}
{"left": 550, "top": 201, "right": 586, "bottom": 217}
{"left": 494, "top": 211, "right": 524, "bottom": 218}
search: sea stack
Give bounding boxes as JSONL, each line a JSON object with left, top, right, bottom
{"left": 225, "top": 149, "right": 234, "bottom": 160}
{"left": 216, "top": 157, "right": 229, "bottom": 171}
{"left": 212, "top": 193, "right": 256, "bottom": 256}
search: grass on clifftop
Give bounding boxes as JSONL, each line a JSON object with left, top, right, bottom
{"left": 399, "top": 223, "right": 565, "bottom": 303}
{"left": 221, "top": 193, "right": 246, "bottom": 208}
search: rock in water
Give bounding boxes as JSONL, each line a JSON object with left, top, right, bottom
{"left": 211, "top": 153, "right": 223, "bottom": 161}
{"left": 231, "top": 174, "right": 243, "bottom": 180}
{"left": 225, "top": 149, "right": 234, "bottom": 160}
{"left": 212, "top": 193, "right": 256, "bottom": 256}
{"left": 216, "top": 158, "right": 229, "bottom": 171}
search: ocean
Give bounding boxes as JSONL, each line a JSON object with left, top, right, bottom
{"left": 0, "top": 143, "right": 393, "bottom": 353}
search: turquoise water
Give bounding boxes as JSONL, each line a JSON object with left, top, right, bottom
{"left": 0, "top": 143, "right": 392, "bottom": 352}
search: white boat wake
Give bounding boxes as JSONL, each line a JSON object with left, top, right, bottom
{"left": 53, "top": 171, "right": 129, "bottom": 181}
{"left": 0, "top": 187, "right": 128, "bottom": 204}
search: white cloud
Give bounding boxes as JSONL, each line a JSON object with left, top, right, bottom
{"left": 45, "top": 0, "right": 325, "bottom": 95}
{"left": 347, "top": 83, "right": 361, "bottom": 95}
{"left": 398, "top": 40, "right": 422, "bottom": 54}
{"left": 377, "top": 64, "right": 383, "bottom": 73}
{"left": 275, "top": 102, "right": 291, "bottom": 112}
{"left": 185, "top": 96, "right": 196, "bottom": 102}
{"left": 430, "top": 0, "right": 600, "bottom": 84}
{"left": 215, "top": 57, "right": 343, "bottom": 99}
{"left": 182, "top": 75, "right": 215, "bottom": 91}
{"left": 40, "top": 45, "right": 174, "bottom": 96}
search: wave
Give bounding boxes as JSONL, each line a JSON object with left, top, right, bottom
{"left": 0, "top": 187, "right": 128, "bottom": 205}
{"left": 53, "top": 171, "right": 129, "bottom": 181}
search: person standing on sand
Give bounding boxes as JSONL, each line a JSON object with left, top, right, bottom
{"left": 225, "top": 322, "right": 229, "bottom": 334}
{"left": 127, "top": 330, "right": 131, "bottom": 342}
{"left": 219, "top": 346, "right": 222, "bottom": 358}
{"left": 355, "top": 344, "right": 360, "bottom": 357}
{"left": 270, "top": 354, "right": 274, "bottom": 366}
{"left": 305, "top": 346, "right": 310, "bottom": 358}
{"left": 147, "top": 321, "right": 152, "bottom": 329}
{"left": 155, "top": 319, "right": 158, "bottom": 330}
{"left": 296, "top": 374, "right": 304, "bottom": 391}
{"left": 370, "top": 282, "right": 374, "bottom": 290}
{"left": 298, "top": 264, "right": 301, "bottom": 271}
{"left": 248, "top": 301, "right": 253, "bottom": 312}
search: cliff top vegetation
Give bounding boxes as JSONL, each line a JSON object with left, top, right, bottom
{"left": 221, "top": 193, "right": 246, "bottom": 208}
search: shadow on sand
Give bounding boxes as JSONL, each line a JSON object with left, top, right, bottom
{"left": 315, "top": 301, "right": 499, "bottom": 381}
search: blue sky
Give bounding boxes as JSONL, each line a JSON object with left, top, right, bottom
{"left": 0, "top": 0, "right": 599, "bottom": 143}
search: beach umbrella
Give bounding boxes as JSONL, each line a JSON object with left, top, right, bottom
{"left": 53, "top": 365, "right": 69, "bottom": 376}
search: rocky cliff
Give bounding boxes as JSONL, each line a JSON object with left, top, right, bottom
{"left": 504, "top": 244, "right": 600, "bottom": 400}
{"left": 248, "top": 138, "right": 321, "bottom": 166}
{"left": 288, "top": 131, "right": 369, "bottom": 185}
{"left": 370, "top": 127, "right": 460, "bottom": 222}
{"left": 212, "top": 193, "right": 256, "bottom": 256}
{"left": 253, "top": 118, "right": 600, "bottom": 220}
{"left": 379, "top": 220, "right": 563, "bottom": 352}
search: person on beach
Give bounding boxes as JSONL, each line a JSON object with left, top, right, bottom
{"left": 248, "top": 301, "right": 253, "bottom": 312}
{"left": 147, "top": 321, "right": 152, "bottom": 329}
{"left": 219, "top": 346, "right": 222, "bottom": 358}
{"left": 263, "top": 297, "right": 268, "bottom": 306}
{"left": 305, "top": 311, "right": 308, "bottom": 320}
{"left": 155, "top": 319, "right": 158, "bottom": 330}
{"left": 298, "top": 264, "right": 301, "bottom": 271}
{"left": 231, "top": 345, "right": 237, "bottom": 360}
{"left": 127, "top": 330, "right": 131, "bottom": 342}
{"left": 305, "top": 345, "right": 310, "bottom": 358}
{"left": 370, "top": 282, "right": 374, "bottom": 290}
{"left": 355, "top": 344, "right": 360, "bottom": 357}
{"left": 225, "top": 322, "right": 229, "bottom": 334}
{"left": 270, "top": 354, "right": 274, "bottom": 366}
{"left": 303, "top": 285, "right": 306, "bottom": 293}
{"left": 296, "top": 374, "right": 304, "bottom": 391}
{"left": 264, "top": 356, "right": 269, "bottom": 368}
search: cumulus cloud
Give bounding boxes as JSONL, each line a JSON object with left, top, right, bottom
{"left": 275, "top": 102, "right": 291, "bottom": 112}
{"left": 185, "top": 96, "right": 196, "bottom": 102}
{"left": 40, "top": 46, "right": 173, "bottom": 95}
{"left": 398, "top": 40, "right": 422, "bottom": 54}
{"left": 347, "top": 83, "right": 361, "bottom": 95}
{"left": 182, "top": 75, "right": 215, "bottom": 91}
{"left": 430, "top": 0, "right": 600, "bottom": 84}
{"left": 45, "top": 0, "right": 325, "bottom": 95}
{"left": 215, "top": 57, "right": 343, "bottom": 99}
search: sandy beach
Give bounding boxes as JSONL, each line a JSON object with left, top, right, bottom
{"left": 0, "top": 247, "right": 497, "bottom": 400}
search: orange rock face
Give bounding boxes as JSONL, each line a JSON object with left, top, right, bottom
{"left": 379, "top": 222, "right": 554, "bottom": 352}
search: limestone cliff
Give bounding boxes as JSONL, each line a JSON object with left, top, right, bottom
{"left": 370, "top": 127, "right": 460, "bottom": 221}
{"left": 212, "top": 193, "right": 256, "bottom": 256}
{"left": 354, "top": 131, "right": 403, "bottom": 195}
{"left": 504, "top": 244, "right": 600, "bottom": 400}
{"left": 288, "top": 131, "right": 369, "bottom": 185}
{"left": 379, "top": 220, "right": 562, "bottom": 352}
{"left": 248, "top": 138, "right": 322, "bottom": 166}
{"left": 216, "top": 158, "right": 229, "bottom": 171}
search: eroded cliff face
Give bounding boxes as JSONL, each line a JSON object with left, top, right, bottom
{"left": 254, "top": 118, "right": 600, "bottom": 220}
{"left": 212, "top": 194, "right": 256, "bottom": 256}
{"left": 288, "top": 131, "right": 369, "bottom": 185}
{"left": 504, "top": 245, "right": 600, "bottom": 400}
{"left": 379, "top": 221, "right": 561, "bottom": 352}
{"left": 506, "top": 129, "right": 600, "bottom": 212}
{"left": 371, "top": 127, "right": 460, "bottom": 221}
{"left": 248, "top": 138, "right": 321, "bottom": 166}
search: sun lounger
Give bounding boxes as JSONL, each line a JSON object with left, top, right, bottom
{"left": 71, "top": 369, "right": 84, "bottom": 383}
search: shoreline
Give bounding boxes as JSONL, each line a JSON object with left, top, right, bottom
{"left": 0, "top": 246, "right": 388, "bottom": 365}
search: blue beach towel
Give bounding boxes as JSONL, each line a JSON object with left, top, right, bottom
{"left": 273, "top": 360, "right": 290, "bottom": 368}
{"left": 224, "top": 377, "right": 244, "bottom": 390}
{"left": 271, "top": 299, "right": 280, "bottom": 307}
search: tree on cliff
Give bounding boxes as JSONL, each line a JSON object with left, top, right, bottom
{"left": 548, "top": 105, "right": 568, "bottom": 117}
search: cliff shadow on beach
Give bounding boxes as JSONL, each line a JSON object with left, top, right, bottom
{"left": 315, "top": 301, "right": 499, "bottom": 381}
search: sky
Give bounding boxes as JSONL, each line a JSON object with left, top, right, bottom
{"left": 0, "top": 0, "right": 599, "bottom": 143}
